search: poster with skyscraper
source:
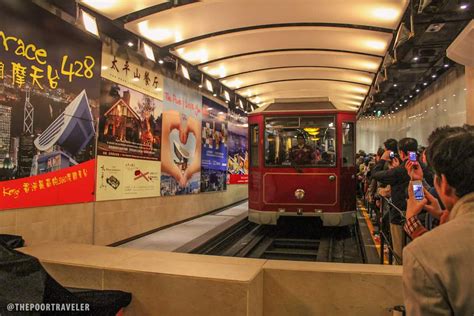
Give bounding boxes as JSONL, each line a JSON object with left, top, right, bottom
{"left": 0, "top": 1, "right": 101, "bottom": 210}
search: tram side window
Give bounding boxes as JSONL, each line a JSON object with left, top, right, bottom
{"left": 250, "top": 124, "right": 259, "bottom": 167}
{"left": 265, "top": 116, "right": 336, "bottom": 167}
{"left": 342, "top": 122, "right": 355, "bottom": 167}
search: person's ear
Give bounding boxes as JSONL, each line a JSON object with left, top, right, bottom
{"left": 440, "top": 174, "right": 456, "bottom": 197}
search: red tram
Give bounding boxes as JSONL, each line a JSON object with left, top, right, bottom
{"left": 248, "top": 100, "right": 357, "bottom": 226}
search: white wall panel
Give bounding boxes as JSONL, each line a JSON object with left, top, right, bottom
{"left": 357, "top": 65, "right": 467, "bottom": 153}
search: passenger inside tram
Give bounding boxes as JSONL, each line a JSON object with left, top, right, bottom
{"left": 264, "top": 116, "right": 336, "bottom": 167}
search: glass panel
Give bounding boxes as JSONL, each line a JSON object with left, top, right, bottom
{"left": 342, "top": 122, "right": 355, "bottom": 167}
{"left": 265, "top": 116, "right": 336, "bottom": 167}
{"left": 250, "top": 124, "right": 259, "bottom": 167}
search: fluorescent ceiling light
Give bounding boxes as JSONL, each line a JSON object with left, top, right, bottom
{"left": 205, "top": 79, "right": 213, "bottom": 93}
{"left": 180, "top": 64, "right": 190, "bottom": 80}
{"left": 224, "top": 90, "right": 231, "bottom": 101}
{"left": 143, "top": 42, "right": 155, "bottom": 62}
{"left": 81, "top": 10, "right": 99, "bottom": 36}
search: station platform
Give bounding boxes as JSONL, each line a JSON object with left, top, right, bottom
{"left": 119, "top": 201, "right": 248, "bottom": 252}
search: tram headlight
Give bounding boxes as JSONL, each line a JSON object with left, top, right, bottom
{"left": 294, "top": 189, "right": 305, "bottom": 200}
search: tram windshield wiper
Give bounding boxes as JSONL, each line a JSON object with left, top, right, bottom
{"left": 290, "top": 161, "right": 303, "bottom": 173}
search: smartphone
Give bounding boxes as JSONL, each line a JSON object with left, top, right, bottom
{"left": 409, "top": 151, "right": 417, "bottom": 162}
{"left": 389, "top": 151, "right": 395, "bottom": 159}
{"left": 412, "top": 181, "right": 424, "bottom": 200}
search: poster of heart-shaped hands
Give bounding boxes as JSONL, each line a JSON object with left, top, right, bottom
{"left": 161, "top": 79, "right": 202, "bottom": 195}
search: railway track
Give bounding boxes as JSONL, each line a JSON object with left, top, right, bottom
{"left": 191, "top": 217, "right": 365, "bottom": 263}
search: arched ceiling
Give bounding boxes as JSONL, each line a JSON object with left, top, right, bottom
{"left": 79, "top": 0, "right": 409, "bottom": 111}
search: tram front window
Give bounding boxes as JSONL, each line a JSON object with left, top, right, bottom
{"left": 265, "top": 116, "right": 336, "bottom": 167}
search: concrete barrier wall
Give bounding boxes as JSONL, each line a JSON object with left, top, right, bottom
{"left": 20, "top": 243, "right": 403, "bottom": 316}
{"left": 263, "top": 260, "right": 403, "bottom": 316}
{"left": 0, "top": 184, "right": 248, "bottom": 246}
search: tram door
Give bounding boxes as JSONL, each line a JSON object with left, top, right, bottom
{"left": 340, "top": 117, "right": 357, "bottom": 212}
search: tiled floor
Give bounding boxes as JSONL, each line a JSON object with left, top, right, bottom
{"left": 119, "top": 201, "right": 248, "bottom": 252}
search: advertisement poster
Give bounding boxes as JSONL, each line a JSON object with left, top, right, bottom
{"left": 227, "top": 111, "right": 249, "bottom": 184}
{"left": 0, "top": 1, "right": 101, "bottom": 210}
{"left": 97, "top": 78, "right": 162, "bottom": 161}
{"left": 96, "top": 156, "right": 160, "bottom": 201}
{"left": 201, "top": 97, "right": 228, "bottom": 192}
{"left": 101, "top": 50, "right": 164, "bottom": 101}
{"left": 161, "top": 79, "right": 202, "bottom": 196}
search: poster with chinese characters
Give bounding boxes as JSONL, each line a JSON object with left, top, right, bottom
{"left": 160, "top": 79, "right": 202, "bottom": 196}
{"left": 0, "top": 1, "right": 101, "bottom": 210}
{"left": 201, "top": 97, "right": 228, "bottom": 192}
{"left": 96, "top": 156, "right": 160, "bottom": 201}
{"left": 101, "top": 51, "right": 164, "bottom": 101}
{"left": 227, "top": 111, "right": 249, "bottom": 184}
{"left": 97, "top": 78, "right": 162, "bottom": 161}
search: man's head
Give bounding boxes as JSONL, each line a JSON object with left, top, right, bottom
{"left": 426, "top": 125, "right": 474, "bottom": 211}
{"left": 384, "top": 138, "right": 398, "bottom": 152}
{"left": 296, "top": 133, "right": 305, "bottom": 146}
{"left": 398, "top": 138, "right": 418, "bottom": 161}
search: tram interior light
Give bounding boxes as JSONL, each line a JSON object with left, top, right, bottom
{"left": 80, "top": 9, "right": 99, "bottom": 36}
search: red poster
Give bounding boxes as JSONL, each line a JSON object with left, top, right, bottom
{"left": 1, "top": 160, "right": 95, "bottom": 210}
{"left": 228, "top": 174, "right": 249, "bottom": 184}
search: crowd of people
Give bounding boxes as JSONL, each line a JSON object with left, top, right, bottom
{"left": 357, "top": 125, "right": 473, "bottom": 316}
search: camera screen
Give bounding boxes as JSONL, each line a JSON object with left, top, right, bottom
{"left": 413, "top": 183, "right": 424, "bottom": 200}
{"left": 409, "top": 151, "right": 417, "bottom": 161}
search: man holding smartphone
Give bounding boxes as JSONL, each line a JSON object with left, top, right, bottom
{"left": 372, "top": 137, "right": 426, "bottom": 263}
{"left": 403, "top": 125, "right": 474, "bottom": 315}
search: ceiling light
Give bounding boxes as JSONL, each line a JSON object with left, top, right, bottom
{"left": 404, "top": 99, "right": 408, "bottom": 103}
{"left": 132, "top": 77, "right": 139, "bottom": 82}
{"left": 225, "top": 100, "right": 229, "bottom": 104}
{"left": 213, "top": 93, "right": 217, "bottom": 97}
{"left": 423, "top": 82, "right": 428, "bottom": 86}
{"left": 452, "top": 94, "right": 456, "bottom": 97}
{"left": 101, "top": 65, "right": 108, "bottom": 70}
{"left": 443, "top": 98, "right": 447, "bottom": 102}
{"left": 137, "top": 21, "right": 172, "bottom": 42}
{"left": 224, "top": 90, "right": 231, "bottom": 102}
{"left": 381, "top": 100, "right": 385, "bottom": 103}
{"left": 460, "top": 4, "right": 468, "bottom": 9}
{"left": 198, "top": 84, "right": 203, "bottom": 88}
{"left": 143, "top": 42, "right": 155, "bottom": 62}
{"left": 416, "top": 89, "right": 420, "bottom": 92}
{"left": 372, "top": 8, "right": 399, "bottom": 20}
{"left": 413, "top": 56, "right": 419, "bottom": 61}
{"left": 208, "top": 66, "right": 226, "bottom": 78}
{"left": 365, "top": 40, "right": 386, "bottom": 51}
{"left": 444, "top": 63, "right": 449, "bottom": 68}
{"left": 155, "top": 87, "right": 162, "bottom": 92}
{"left": 181, "top": 49, "right": 208, "bottom": 64}
{"left": 205, "top": 79, "right": 213, "bottom": 93}
{"left": 158, "top": 59, "right": 164, "bottom": 64}
{"left": 179, "top": 64, "right": 190, "bottom": 80}
{"left": 80, "top": 10, "right": 99, "bottom": 37}
{"left": 464, "top": 88, "right": 467, "bottom": 91}
{"left": 127, "top": 41, "right": 134, "bottom": 47}
{"left": 431, "top": 74, "right": 436, "bottom": 78}
{"left": 409, "top": 95, "right": 413, "bottom": 98}
{"left": 393, "top": 83, "right": 398, "bottom": 87}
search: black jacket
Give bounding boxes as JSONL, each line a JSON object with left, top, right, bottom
{"left": 372, "top": 159, "right": 430, "bottom": 225}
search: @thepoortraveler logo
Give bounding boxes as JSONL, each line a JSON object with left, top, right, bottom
{"left": 134, "top": 169, "right": 151, "bottom": 181}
